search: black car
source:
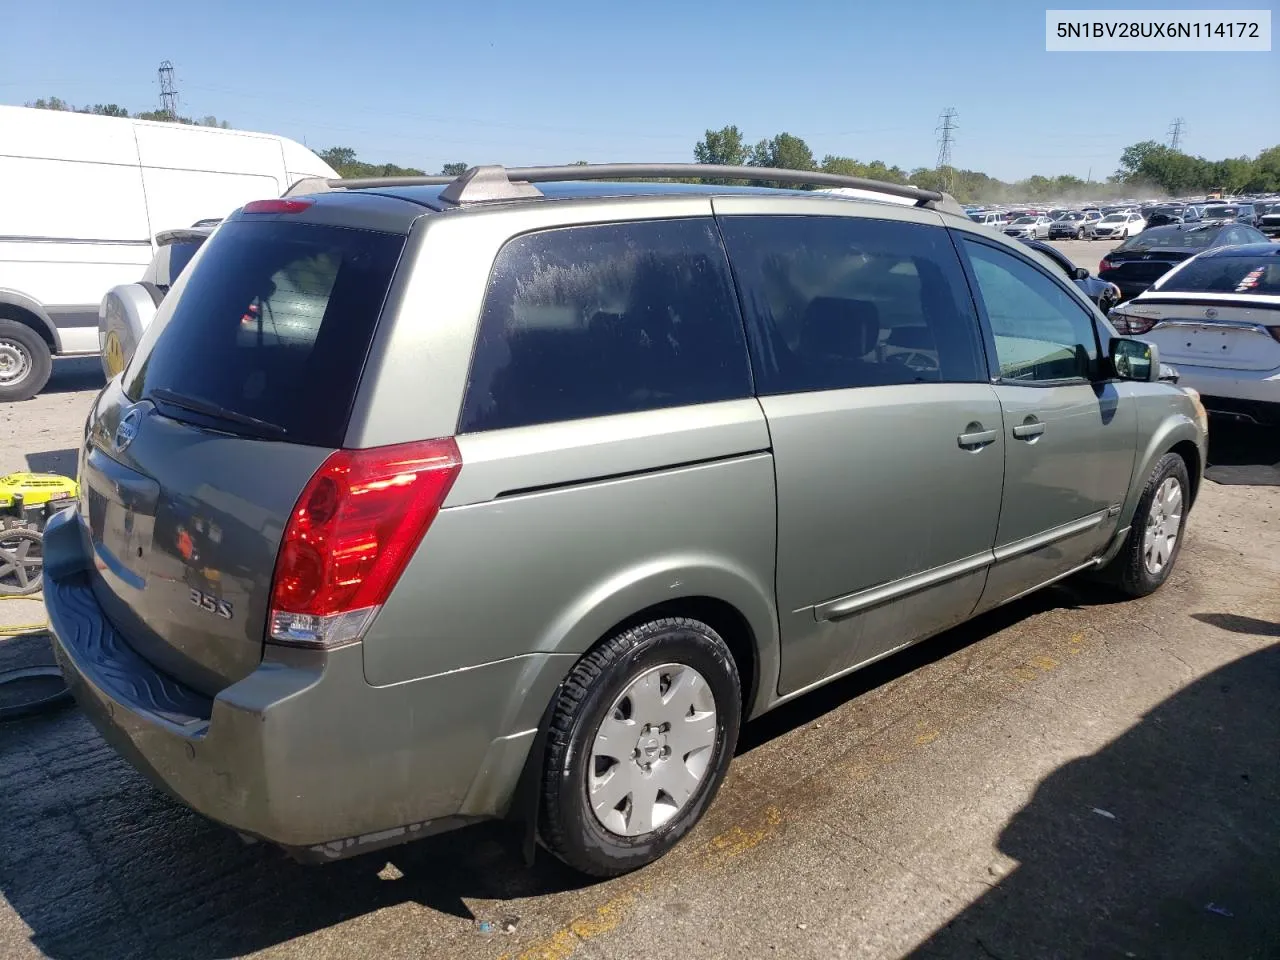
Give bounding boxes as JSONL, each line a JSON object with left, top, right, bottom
{"left": 1098, "top": 221, "right": 1269, "bottom": 301}
{"left": 1143, "top": 204, "right": 1193, "bottom": 228}
{"left": 1019, "top": 238, "right": 1121, "bottom": 313}
{"left": 1257, "top": 202, "right": 1280, "bottom": 237}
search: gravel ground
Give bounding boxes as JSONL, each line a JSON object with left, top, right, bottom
{"left": 2, "top": 239, "right": 1278, "bottom": 960}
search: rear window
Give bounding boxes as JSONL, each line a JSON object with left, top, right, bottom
{"left": 124, "top": 219, "right": 404, "bottom": 447}
{"left": 459, "top": 219, "right": 752, "bottom": 433}
{"left": 1158, "top": 256, "right": 1280, "bottom": 295}
{"left": 1116, "top": 226, "right": 1219, "bottom": 251}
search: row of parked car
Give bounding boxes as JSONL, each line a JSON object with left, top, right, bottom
{"left": 967, "top": 198, "right": 1280, "bottom": 242}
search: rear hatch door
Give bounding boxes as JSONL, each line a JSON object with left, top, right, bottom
{"left": 83, "top": 216, "right": 406, "bottom": 695}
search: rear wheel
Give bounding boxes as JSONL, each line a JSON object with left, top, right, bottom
{"left": 1098, "top": 453, "right": 1190, "bottom": 597}
{"left": 540, "top": 617, "right": 741, "bottom": 876}
{"left": 0, "top": 320, "right": 53, "bottom": 402}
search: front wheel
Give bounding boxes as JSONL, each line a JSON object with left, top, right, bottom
{"left": 540, "top": 617, "right": 742, "bottom": 876}
{"left": 1098, "top": 453, "right": 1190, "bottom": 597}
{"left": 0, "top": 319, "right": 53, "bottom": 403}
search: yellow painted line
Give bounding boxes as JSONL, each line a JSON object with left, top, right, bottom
{"left": 703, "top": 804, "right": 783, "bottom": 862}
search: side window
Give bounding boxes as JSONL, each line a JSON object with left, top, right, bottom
{"left": 961, "top": 239, "right": 1100, "bottom": 383}
{"left": 459, "top": 219, "right": 752, "bottom": 433}
{"left": 718, "top": 216, "right": 986, "bottom": 394}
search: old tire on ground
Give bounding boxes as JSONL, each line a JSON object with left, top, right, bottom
{"left": 1099, "top": 452, "right": 1190, "bottom": 597}
{"left": 540, "top": 617, "right": 741, "bottom": 877}
{"left": 0, "top": 319, "right": 53, "bottom": 403}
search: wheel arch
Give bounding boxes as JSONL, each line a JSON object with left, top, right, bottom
{"left": 0, "top": 290, "right": 62, "bottom": 354}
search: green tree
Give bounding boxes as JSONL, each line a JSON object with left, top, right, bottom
{"left": 694, "top": 125, "right": 748, "bottom": 167}
{"left": 440, "top": 162, "right": 469, "bottom": 177}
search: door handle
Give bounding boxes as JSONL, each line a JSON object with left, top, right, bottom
{"left": 957, "top": 426, "right": 997, "bottom": 450}
{"left": 1012, "top": 420, "right": 1046, "bottom": 440}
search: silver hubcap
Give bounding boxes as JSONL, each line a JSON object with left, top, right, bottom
{"left": 588, "top": 663, "right": 718, "bottom": 837}
{"left": 0, "top": 338, "right": 31, "bottom": 385}
{"left": 1143, "top": 477, "right": 1184, "bottom": 575}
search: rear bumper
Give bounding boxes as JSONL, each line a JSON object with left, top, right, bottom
{"left": 1168, "top": 365, "right": 1280, "bottom": 422}
{"left": 43, "top": 508, "right": 560, "bottom": 861}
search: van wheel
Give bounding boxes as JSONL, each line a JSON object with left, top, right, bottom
{"left": 541, "top": 617, "right": 741, "bottom": 877}
{"left": 0, "top": 320, "right": 53, "bottom": 402}
{"left": 1098, "top": 453, "right": 1190, "bottom": 597}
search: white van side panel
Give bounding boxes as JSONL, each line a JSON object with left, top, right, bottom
{"left": 0, "top": 156, "right": 150, "bottom": 243}
{"left": 142, "top": 168, "right": 282, "bottom": 233}
{"left": 280, "top": 139, "right": 340, "bottom": 185}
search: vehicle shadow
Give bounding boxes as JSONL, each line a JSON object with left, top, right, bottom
{"left": 0, "top": 581, "right": 1132, "bottom": 960}
{"left": 1204, "top": 422, "right": 1280, "bottom": 485}
{"left": 23, "top": 448, "right": 79, "bottom": 476}
{"left": 44, "top": 356, "right": 105, "bottom": 395}
{"left": 909, "top": 642, "right": 1280, "bottom": 960}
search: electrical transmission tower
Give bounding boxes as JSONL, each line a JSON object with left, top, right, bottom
{"left": 936, "top": 108, "right": 959, "bottom": 192}
{"left": 158, "top": 61, "right": 179, "bottom": 121}
{"left": 1167, "top": 117, "right": 1185, "bottom": 151}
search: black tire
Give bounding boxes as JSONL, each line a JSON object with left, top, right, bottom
{"left": 1076, "top": 228, "right": 1084, "bottom": 239}
{"left": 0, "top": 319, "right": 53, "bottom": 402}
{"left": 540, "top": 617, "right": 741, "bottom": 877}
{"left": 1098, "top": 453, "right": 1191, "bottom": 597}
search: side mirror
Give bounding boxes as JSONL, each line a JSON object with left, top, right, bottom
{"left": 1111, "top": 337, "right": 1160, "bottom": 383}
{"left": 1072, "top": 266, "right": 1091, "bottom": 281}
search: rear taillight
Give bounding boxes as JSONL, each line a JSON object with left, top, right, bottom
{"left": 1111, "top": 312, "right": 1160, "bottom": 335}
{"left": 1099, "top": 259, "right": 1113, "bottom": 274}
{"left": 242, "top": 198, "right": 314, "bottom": 215}
{"left": 268, "top": 438, "right": 461, "bottom": 648}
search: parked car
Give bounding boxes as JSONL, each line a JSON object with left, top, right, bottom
{"left": 1020, "top": 239, "right": 1122, "bottom": 313}
{"left": 969, "top": 210, "right": 1008, "bottom": 229}
{"left": 1090, "top": 212, "right": 1146, "bottom": 241}
{"left": 1200, "top": 203, "right": 1256, "bottom": 227}
{"left": 1004, "top": 215, "right": 1053, "bottom": 240}
{"left": 1143, "top": 205, "right": 1191, "bottom": 228}
{"left": 1109, "top": 243, "right": 1280, "bottom": 424}
{"left": 99, "top": 222, "right": 218, "bottom": 379}
{"left": 44, "top": 163, "right": 1206, "bottom": 878}
{"left": 1049, "top": 210, "right": 1101, "bottom": 239}
{"left": 0, "top": 105, "right": 339, "bottom": 402}
{"left": 1257, "top": 202, "right": 1280, "bottom": 237}
{"left": 1099, "top": 221, "right": 1269, "bottom": 301}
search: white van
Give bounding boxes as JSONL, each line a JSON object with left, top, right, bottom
{"left": 0, "top": 105, "right": 338, "bottom": 400}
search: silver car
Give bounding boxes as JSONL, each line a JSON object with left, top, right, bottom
{"left": 1004, "top": 215, "right": 1053, "bottom": 240}
{"left": 45, "top": 164, "right": 1207, "bottom": 877}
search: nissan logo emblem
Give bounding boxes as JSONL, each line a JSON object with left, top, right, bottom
{"left": 114, "top": 407, "right": 143, "bottom": 452}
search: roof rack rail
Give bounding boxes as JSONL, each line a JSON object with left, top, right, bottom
{"left": 286, "top": 164, "right": 965, "bottom": 214}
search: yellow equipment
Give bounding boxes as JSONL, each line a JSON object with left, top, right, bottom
{"left": 0, "top": 472, "right": 79, "bottom": 531}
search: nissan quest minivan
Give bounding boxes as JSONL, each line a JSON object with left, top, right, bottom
{"left": 45, "top": 164, "right": 1207, "bottom": 877}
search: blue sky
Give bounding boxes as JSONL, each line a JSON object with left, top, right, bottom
{"left": 3, "top": 0, "right": 1276, "bottom": 181}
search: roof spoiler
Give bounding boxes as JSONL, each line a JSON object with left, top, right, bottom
{"left": 284, "top": 164, "right": 967, "bottom": 216}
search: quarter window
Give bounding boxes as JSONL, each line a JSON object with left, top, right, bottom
{"left": 460, "top": 219, "right": 752, "bottom": 433}
{"left": 961, "top": 239, "right": 1100, "bottom": 383}
{"left": 718, "top": 216, "right": 986, "bottom": 394}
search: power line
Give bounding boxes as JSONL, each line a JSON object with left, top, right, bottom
{"left": 936, "top": 107, "right": 958, "bottom": 191}
{"left": 158, "top": 60, "right": 179, "bottom": 121}
{"left": 1167, "top": 117, "right": 1184, "bottom": 151}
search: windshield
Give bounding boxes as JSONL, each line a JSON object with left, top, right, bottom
{"left": 124, "top": 219, "right": 405, "bottom": 447}
{"left": 1059, "top": 212, "right": 1083, "bottom": 221}
{"left": 1100, "top": 214, "right": 1125, "bottom": 223}
{"left": 1158, "top": 255, "right": 1280, "bottom": 295}
{"left": 1116, "top": 226, "right": 1219, "bottom": 251}
{"left": 1013, "top": 217, "right": 1035, "bottom": 224}
{"left": 1203, "top": 206, "right": 1239, "bottom": 219}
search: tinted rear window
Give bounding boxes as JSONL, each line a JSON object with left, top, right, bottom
{"left": 459, "top": 219, "right": 752, "bottom": 433}
{"left": 165, "top": 240, "right": 203, "bottom": 285}
{"left": 1158, "top": 256, "right": 1280, "bottom": 295}
{"left": 124, "top": 220, "right": 404, "bottom": 447}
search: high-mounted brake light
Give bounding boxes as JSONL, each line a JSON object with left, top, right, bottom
{"left": 268, "top": 438, "right": 461, "bottom": 648}
{"left": 242, "top": 198, "right": 314, "bottom": 215}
